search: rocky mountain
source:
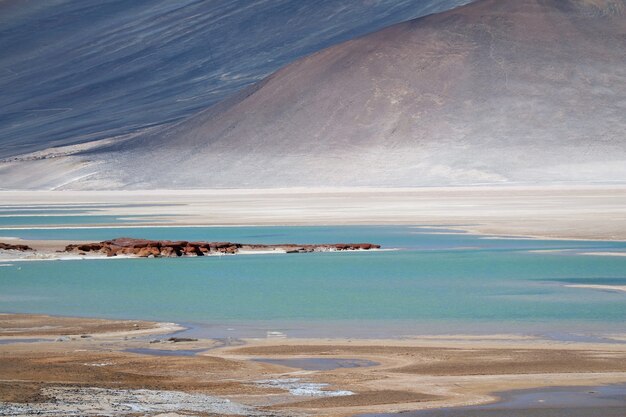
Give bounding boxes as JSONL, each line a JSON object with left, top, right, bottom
{"left": 1, "top": 0, "right": 624, "bottom": 189}
{"left": 0, "top": 0, "right": 469, "bottom": 158}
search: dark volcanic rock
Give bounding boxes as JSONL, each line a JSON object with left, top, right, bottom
{"left": 0, "top": 242, "right": 33, "bottom": 251}
{"left": 167, "top": 337, "right": 198, "bottom": 343}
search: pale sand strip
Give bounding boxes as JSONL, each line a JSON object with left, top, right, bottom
{"left": 566, "top": 284, "right": 626, "bottom": 293}
{"left": 580, "top": 251, "right": 626, "bottom": 257}
{"left": 1, "top": 185, "right": 625, "bottom": 241}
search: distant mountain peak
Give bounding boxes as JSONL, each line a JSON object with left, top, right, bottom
{"left": 1, "top": 0, "right": 624, "bottom": 189}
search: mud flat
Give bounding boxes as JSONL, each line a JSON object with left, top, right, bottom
{"left": 2, "top": 314, "right": 626, "bottom": 416}
{"left": 359, "top": 384, "right": 626, "bottom": 417}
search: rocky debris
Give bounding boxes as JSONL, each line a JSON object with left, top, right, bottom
{"left": 0, "top": 386, "right": 276, "bottom": 416}
{"left": 0, "top": 242, "right": 33, "bottom": 251}
{"left": 167, "top": 337, "right": 198, "bottom": 343}
{"left": 241, "top": 242, "right": 379, "bottom": 253}
{"left": 335, "top": 243, "right": 376, "bottom": 250}
{"left": 64, "top": 238, "right": 380, "bottom": 258}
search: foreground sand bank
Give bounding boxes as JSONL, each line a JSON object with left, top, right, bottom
{"left": 0, "top": 313, "right": 182, "bottom": 338}
{"left": 1, "top": 314, "right": 626, "bottom": 416}
{"left": 1, "top": 185, "right": 625, "bottom": 241}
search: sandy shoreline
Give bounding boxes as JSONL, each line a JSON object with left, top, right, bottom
{"left": 0, "top": 313, "right": 182, "bottom": 339}
{"left": 1, "top": 186, "right": 626, "bottom": 241}
{"left": 1, "top": 314, "right": 626, "bottom": 416}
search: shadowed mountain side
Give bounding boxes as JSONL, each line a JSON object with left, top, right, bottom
{"left": 0, "top": 0, "right": 471, "bottom": 158}
{"left": 1, "top": 0, "right": 625, "bottom": 189}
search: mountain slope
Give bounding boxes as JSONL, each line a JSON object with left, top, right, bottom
{"left": 0, "top": 0, "right": 470, "bottom": 158}
{"left": 2, "top": 0, "right": 625, "bottom": 189}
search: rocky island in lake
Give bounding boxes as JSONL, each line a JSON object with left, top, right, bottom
{"left": 0, "top": 238, "right": 380, "bottom": 261}
{"left": 65, "top": 238, "right": 381, "bottom": 257}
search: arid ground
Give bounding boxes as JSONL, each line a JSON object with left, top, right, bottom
{"left": 1, "top": 186, "right": 626, "bottom": 241}
{"left": 2, "top": 314, "right": 626, "bottom": 416}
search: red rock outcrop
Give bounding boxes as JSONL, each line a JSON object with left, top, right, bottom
{"left": 0, "top": 242, "right": 33, "bottom": 251}
{"left": 64, "top": 238, "right": 380, "bottom": 258}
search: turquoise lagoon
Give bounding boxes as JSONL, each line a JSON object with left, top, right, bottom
{"left": 0, "top": 223, "right": 625, "bottom": 339}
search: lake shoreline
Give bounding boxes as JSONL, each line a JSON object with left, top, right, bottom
{"left": 358, "top": 383, "right": 626, "bottom": 417}
{"left": 1, "top": 313, "right": 626, "bottom": 416}
{"left": 1, "top": 186, "right": 626, "bottom": 241}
